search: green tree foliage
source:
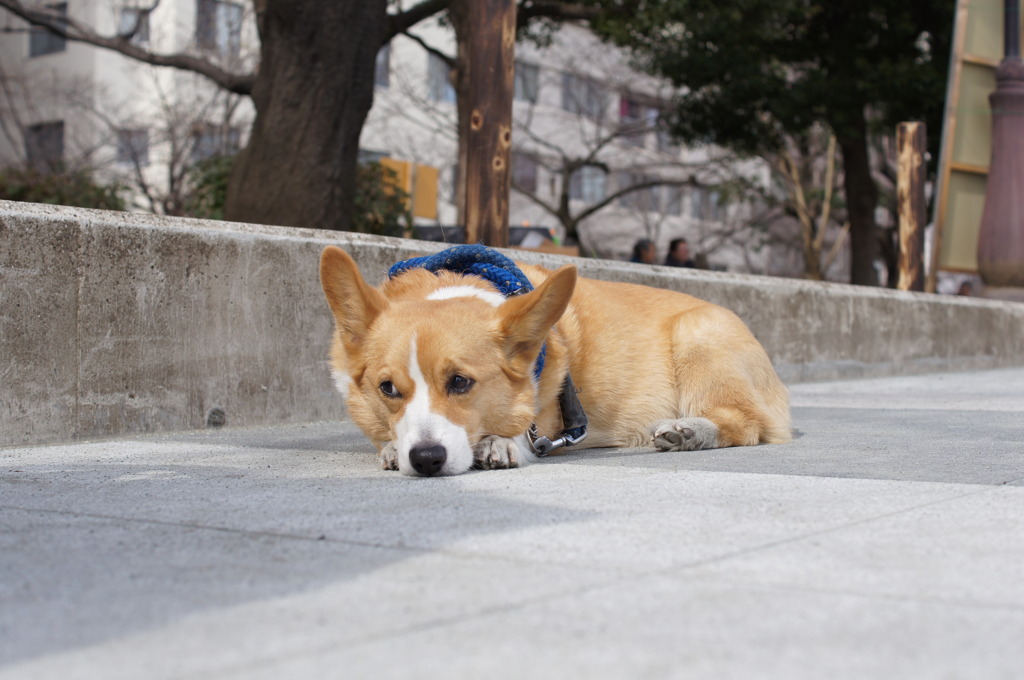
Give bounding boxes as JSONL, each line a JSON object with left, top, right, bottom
{"left": 183, "top": 155, "right": 234, "bottom": 220}
{"left": 593, "top": 1, "right": 951, "bottom": 155}
{"left": 0, "top": 166, "right": 125, "bottom": 211}
{"left": 352, "top": 161, "right": 411, "bottom": 237}
{"left": 590, "top": 0, "right": 953, "bottom": 284}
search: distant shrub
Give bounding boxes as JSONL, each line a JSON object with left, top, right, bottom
{"left": 0, "top": 166, "right": 125, "bottom": 211}
{"left": 353, "top": 161, "right": 411, "bottom": 237}
{"left": 183, "top": 154, "right": 234, "bottom": 220}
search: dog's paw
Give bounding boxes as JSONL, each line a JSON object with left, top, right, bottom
{"left": 473, "top": 436, "right": 524, "bottom": 470}
{"left": 650, "top": 418, "right": 720, "bottom": 451}
{"left": 379, "top": 442, "right": 399, "bottom": 471}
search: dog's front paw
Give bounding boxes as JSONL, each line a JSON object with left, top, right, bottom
{"left": 650, "top": 418, "right": 719, "bottom": 451}
{"left": 379, "top": 442, "right": 399, "bottom": 470}
{"left": 473, "top": 436, "right": 524, "bottom": 470}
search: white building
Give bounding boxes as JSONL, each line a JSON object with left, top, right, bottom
{"left": 362, "top": 20, "right": 784, "bottom": 268}
{"left": 0, "top": 0, "right": 256, "bottom": 214}
{"left": 1, "top": 4, "right": 801, "bottom": 272}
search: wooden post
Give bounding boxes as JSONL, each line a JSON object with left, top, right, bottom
{"left": 896, "top": 122, "right": 927, "bottom": 291}
{"left": 462, "top": 0, "right": 515, "bottom": 247}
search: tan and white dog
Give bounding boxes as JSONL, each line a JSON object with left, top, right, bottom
{"left": 320, "top": 246, "right": 790, "bottom": 476}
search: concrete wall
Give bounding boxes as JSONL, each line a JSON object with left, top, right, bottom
{"left": 2, "top": 199, "right": 1023, "bottom": 447}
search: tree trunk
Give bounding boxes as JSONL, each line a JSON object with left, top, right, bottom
{"left": 836, "top": 119, "right": 880, "bottom": 286}
{"left": 803, "top": 228, "right": 824, "bottom": 280}
{"left": 223, "top": 0, "right": 390, "bottom": 231}
{"left": 449, "top": 2, "right": 472, "bottom": 232}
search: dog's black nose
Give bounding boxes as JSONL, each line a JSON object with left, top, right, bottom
{"left": 409, "top": 444, "right": 447, "bottom": 476}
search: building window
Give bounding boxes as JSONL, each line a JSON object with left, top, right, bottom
{"left": 427, "top": 53, "right": 456, "bottom": 103}
{"left": 691, "top": 187, "right": 723, "bottom": 221}
{"left": 375, "top": 44, "right": 390, "bottom": 89}
{"left": 28, "top": 3, "right": 67, "bottom": 57}
{"left": 196, "top": 0, "right": 242, "bottom": 57}
{"left": 690, "top": 186, "right": 705, "bottom": 218}
{"left": 707, "top": 190, "right": 723, "bottom": 221}
{"left": 511, "top": 152, "right": 538, "bottom": 193}
{"left": 655, "top": 123, "right": 679, "bottom": 155}
{"left": 514, "top": 61, "right": 539, "bottom": 103}
{"left": 118, "top": 7, "right": 150, "bottom": 46}
{"left": 561, "top": 73, "right": 606, "bottom": 120}
{"left": 568, "top": 165, "right": 606, "bottom": 203}
{"left": 619, "top": 96, "right": 659, "bottom": 148}
{"left": 664, "top": 185, "right": 684, "bottom": 216}
{"left": 358, "top": 148, "right": 387, "bottom": 164}
{"left": 619, "top": 97, "right": 660, "bottom": 125}
{"left": 191, "top": 124, "right": 240, "bottom": 161}
{"left": 25, "top": 121, "right": 64, "bottom": 172}
{"left": 618, "top": 173, "right": 660, "bottom": 212}
{"left": 116, "top": 128, "right": 150, "bottom": 166}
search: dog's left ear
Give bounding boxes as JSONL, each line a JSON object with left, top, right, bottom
{"left": 499, "top": 265, "right": 577, "bottom": 374}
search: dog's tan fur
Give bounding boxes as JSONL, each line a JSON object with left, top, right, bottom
{"left": 320, "top": 246, "right": 790, "bottom": 474}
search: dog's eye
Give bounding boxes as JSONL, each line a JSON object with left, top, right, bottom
{"left": 447, "top": 374, "right": 474, "bottom": 395}
{"left": 379, "top": 380, "right": 401, "bottom": 398}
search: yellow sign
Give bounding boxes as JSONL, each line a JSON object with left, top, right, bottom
{"left": 412, "top": 164, "right": 439, "bottom": 220}
{"left": 379, "top": 158, "right": 438, "bottom": 220}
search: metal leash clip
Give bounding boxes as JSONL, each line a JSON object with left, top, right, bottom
{"left": 527, "top": 423, "right": 588, "bottom": 457}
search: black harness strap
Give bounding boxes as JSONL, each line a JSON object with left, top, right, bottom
{"left": 527, "top": 374, "right": 588, "bottom": 456}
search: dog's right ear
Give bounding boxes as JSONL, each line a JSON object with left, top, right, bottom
{"left": 319, "top": 246, "right": 388, "bottom": 350}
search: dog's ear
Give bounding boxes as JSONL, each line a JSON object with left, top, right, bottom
{"left": 499, "top": 265, "right": 577, "bottom": 374}
{"left": 320, "top": 246, "right": 388, "bottom": 351}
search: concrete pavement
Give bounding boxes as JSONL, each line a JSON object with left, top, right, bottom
{"left": 2, "top": 368, "right": 1023, "bottom": 679}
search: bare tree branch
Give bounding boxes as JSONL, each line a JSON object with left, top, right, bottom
{"left": 516, "top": 1, "right": 602, "bottom": 25}
{"left": 511, "top": 178, "right": 558, "bottom": 215}
{"left": 0, "top": 0, "right": 256, "bottom": 95}
{"left": 401, "top": 30, "right": 455, "bottom": 69}
{"left": 813, "top": 134, "right": 837, "bottom": 251}
{"left": 572, "top": 176, "right": 697, "bottom": 224}
{"left": 386, "top": 0, "right": 601, "bottom": 46}
{"left": 511, "top": 116, "right": 573, "bottom": 163}
{"left": 116, "top": 0, "right": 160, "bottom": 41}
{"left": 823, "top": 221, "right": 850, "bottom": 273}
{"left": 388, "top": 0, "right": 451, "bottom": 39}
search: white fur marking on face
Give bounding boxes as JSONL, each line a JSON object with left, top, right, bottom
{"left": 393, "top": 334, "right": 475, "bottom": 476}
{"left": 331, "top": 367, "right": 351, "bottom": 397}
{"left": 426, "top": 285, "right": 505, "bottom": 307}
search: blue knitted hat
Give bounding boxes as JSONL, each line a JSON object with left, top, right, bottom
{"left": 388, "top": 245, "right": 545, "bottom": 379}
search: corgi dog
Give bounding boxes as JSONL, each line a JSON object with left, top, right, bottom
{"left": 320, "top": 245, "right": 790, "bottom": 476}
